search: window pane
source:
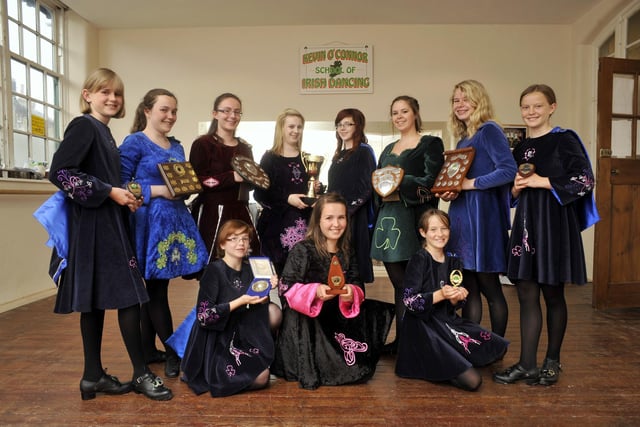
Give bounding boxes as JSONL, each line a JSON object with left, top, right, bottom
{"left": 611, "top": 118, "right": 632, "bottom": 158}
{"left": 627, "top": 42, "right": 640, "bottom": 60}
{"left": 628, "top": 9, "right": 640, "bottom": 43}
{"left": 10, "top": 59, "right": 27, "bottom": 95}
{"left": 46, "top": 106, "right": 60, "bottom": 139}
{"left": 32, "top": 137, "right": 46, "bottom": 164}
{"left": 12, "top": 96, "right": 28, "bottom": 131}
{"left": 7, "top": 0, "right": 19, "bottom": 19}
{"left": 8, "top": 21, "right": 21, "bottom": 54}
{"left": 612, "top": 74, "right": 634, "bottom": 115}
{"left": 599, "top": 33, "right": 615, "bottom": 58}
{"left": 39, "top": 5, "right": 54, "bottom": 39}
{"left": 47, "top": 139, "right": 58, "bottom": 164}
{"left": 13, "top": 132, "right": 29, "bottom": 168}
{"left": 30, "top": 68, "right": 44, "bottom": 101}
{"left": 40, "top": 39, "right": 54, "bottom": 70}
{"left": 46, "top": 75, "right": 59, "bottom": 105}
{"left": 22, "top": 28, "right": 38, "bottom": 62}
{"left": 21, "top": 0, "right": 37, "bottom": 30}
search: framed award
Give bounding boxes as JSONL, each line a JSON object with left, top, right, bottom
{"left": 431, "top": 147, "right": 475, "bottom": 194}
{"left": 231, "top": 156, "right": 271, "bottom": 190}
{"left": 157, "top": 161, "right": 203, "bottom": 197}
{"left": 372, "top": 166, "right": 404, "bottom": 199}
{"left": 246, "top": 257, "right": 275, "bottom": 297}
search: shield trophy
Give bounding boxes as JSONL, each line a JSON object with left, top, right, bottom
{"left": 372, "top": 166, "right": 404, "bottom": 201}
{"left": 301, "top": 153, "right": 324, "bottom": 205}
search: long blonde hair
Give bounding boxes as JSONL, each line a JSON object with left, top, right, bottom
{"left": 270, "top": 108, "right": 305, "bottom": 155}
{"left": 448, "top": 79, "right": 496, "bottom": 140}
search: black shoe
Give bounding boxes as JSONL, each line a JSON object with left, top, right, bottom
{"left": 80, "top": 372, "right": 132, "bottom": 400}
{"left": 164, "top": 354, "right": 181, "bottom": 378}
{"left": 145, "top": 349, "right": 167, "bottom": 364}
{"left": 382, "top": 340, "right": 398, "bottom": 355}
{"left": 493, "top": 364, "right": 539, "bottom": 384}
{"left": 532, "top": 358, "right": 562, "bottom": 386}
{"left": 133, "top": 372, "right": 173, "bottom": 401}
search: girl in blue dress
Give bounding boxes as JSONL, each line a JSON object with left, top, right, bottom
{"left": 439, "top": 80, "right": 517, "bottom": 337}
{"left": 120, "top": 89, "right": 208, "bottom": 379}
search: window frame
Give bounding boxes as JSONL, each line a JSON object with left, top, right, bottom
{"left": 0, "top": 0, "right": 65, "bottom": 171}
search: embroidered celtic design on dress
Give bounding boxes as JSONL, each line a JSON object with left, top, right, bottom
{"left": 373, "top": 217, "right": 401, "bottom": 251}
{"left": 568, "top": 168, "right": 595, "bottom": 196}
{"left": 197, "top": 300, "right": 220, "bottom": 326}
{"left": 229, "top": 333, "right": 252, "bottom": 366}
{"left": 512, "top": 217, "right": 535, "bottom": 257}
{"left": 155, "top": 231, "right": 200, "bottom": 270}
{"left": 289, "top": 161, "right": 304, "bottom": 184}
{"left": 56, "top": 169, "right": 93, "bottom": 201}
{"left": 445, "top": 323, "right": 481, "bottom": 354}
{"left": 280, "top": 217, "right": 307, "bottom": 250}
{"left": 523, "top": 148, "right": 535, "bottom": 162}
{"left": 403, "top": 288, "right": 425, "bottom": 312}
{"left": 334, "top": 332, "right": 368, "bottom": 366}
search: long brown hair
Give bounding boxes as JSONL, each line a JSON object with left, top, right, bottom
{"left": 130, "top": 88, "right": 177, "bottom": 133}
{"left": 305, "top": 193, "right": 351, "bottom": 264}
{"left": 390, "top": 95, "right": 422, "bottom": 132}
{"left": 332, "top": 108, "right": 368, "bottom": 162}
{"left": 206, "top": 92, "right": 242, "bottom": 141}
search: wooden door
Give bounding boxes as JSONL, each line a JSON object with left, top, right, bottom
{"left": 593, "top": 57, "right": 640, "bottom": 309}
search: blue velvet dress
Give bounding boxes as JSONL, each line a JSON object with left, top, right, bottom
{"left": 395, "top": 250, "right": 509, "bottom": 382}
{"left": 120, "top": 132, "right": 208, "bottom": 280}
{"left": 446, "top": 121, "right": 517, "bottom": 273}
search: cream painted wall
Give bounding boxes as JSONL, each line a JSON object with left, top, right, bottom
{"left": 1, "top": 0, "right": 635, "bottom": 312}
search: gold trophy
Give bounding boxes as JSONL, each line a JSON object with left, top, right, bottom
{"left": 301, "top": 153, "right": 324, "bottom": 205}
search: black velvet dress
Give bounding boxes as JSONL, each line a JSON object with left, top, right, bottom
{"left": 327, "top": 144, "right": 377, "bottom": 283}
{"left": 272, "top": 240, "right": 394, "bottom": 390}
{"left": 395, "top": 250, "right": 508, "bottom": 382}
{"left": 180, "top": 259, "right": 274, "bottom": 397}
{"left": 48, "top": 115, "right": 148, "bottom": 313}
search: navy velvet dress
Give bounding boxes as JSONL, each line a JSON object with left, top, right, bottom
{"left": 180, "top": 259, "right": 274, "bottom": 397}
{"left": 328, "top": 144, "right": 377, "bottom": 283}
{"left": 272, "top": 240, "right": 394, "bottom": 390}
{"left": 119, "top": 132, "right": 208, "bottom": 280}
{"left": 395, "top": 250, "right": 509, "bottom": 382}
{"left": 507, "top": 129, "right": 596, "bottom": 286}
{"left": 48, "top": 114, "right": 148, "bottom": 313}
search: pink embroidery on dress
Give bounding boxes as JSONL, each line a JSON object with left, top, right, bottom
{"left": 280, "top": 217, "right": 307, "bottom": 250}
{"left": 229, "top": 333, "right": 251, "bottom": 366}
{"left": 446, "top": 323, "right": 481, "bottom": 354}
{"left": 202, "top": 177, "right": 219, "bottom": 187}
{"left": 334, "top": 332, "right": 368, "bottom": 366}
{"left": 225, "top": 365, "right": 236, "bottom": 378}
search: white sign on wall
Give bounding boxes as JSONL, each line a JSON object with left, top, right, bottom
{"left": 299, "top": 45, "right": 373, "bottom": 94}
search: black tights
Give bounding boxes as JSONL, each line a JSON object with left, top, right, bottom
{"left": 461, "top": 271, "right": 508, "bottom": 337}
{"left": 450, "top": 367, "right": 482, "bottom": 391}
{"left": 141, "top": 279, "right": 178, "bottom": 359}
{"left": 81, "top": 305, "right": 147, "bottom": 381}
{"left": 515, "top": 280, "right": 567, "bottom": 370}
{"left": 384, "top": 261, "right": 408, "bottom": 344}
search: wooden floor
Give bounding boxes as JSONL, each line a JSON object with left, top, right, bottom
{"left": 1, "top": 278, "right": 639, "bottom": 426}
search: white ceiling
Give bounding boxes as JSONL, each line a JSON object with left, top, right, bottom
{"left": 61, "top": 0, "right": 602, "bottom": 29}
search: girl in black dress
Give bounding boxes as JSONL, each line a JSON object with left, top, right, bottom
{"left": 46, "top": 68, "right": 172, "bottom": 400}
{"left": 395, "top": 209, "right": 508, "bottom": 391}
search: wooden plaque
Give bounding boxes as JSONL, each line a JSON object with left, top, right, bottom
{"left": 231, "top": 156, "right": 271, "bottom": 190}
{"left": 327, "top": 255, "right": 347, "bottom": 295}
{"left": 157, "top": 161, "right": 203, "bottom": 197}
{"left": 431, "top": 147, "right": 475, "bottom": 194}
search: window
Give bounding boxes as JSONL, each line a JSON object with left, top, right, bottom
{"left": 1, "top": 0, "right": 63, "bottom": 170}
{"left": 598, "top": 4, "right": 640, "bottom": 60}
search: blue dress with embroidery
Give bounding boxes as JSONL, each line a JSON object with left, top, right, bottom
{"left": 396, "top": 249, "right": 508, "bottom": 381}
{"left": 120, "top": 132, "right": 208, "bottom": 279}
